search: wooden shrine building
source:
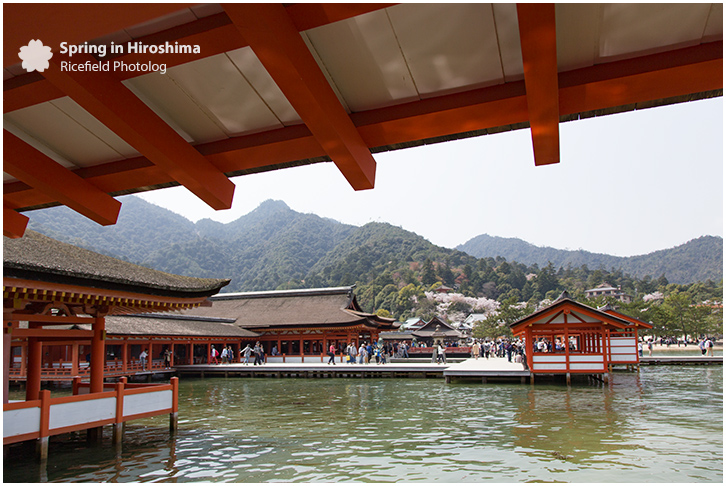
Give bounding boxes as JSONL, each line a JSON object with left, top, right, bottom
{"left": 510, "top": 291, "right": 653, "bottom": 383}
{"left": 3, "top": 230, "right": 229, "bottom": 458}
{"left": 179, "top": 287, "right": 398, "bottom": 360}
{"left": 8, "top": 313, "right": 258, "bottom": 382}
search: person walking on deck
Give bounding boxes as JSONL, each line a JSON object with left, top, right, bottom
{"left": 241, "top": 344, "right": 252, "bottom": 365}
{"left": 437, "top": 343, "right": 447, "bottom": 364}
{"left": 253, "top": 342, "right": 263, "bottom": 365}
{"left": 328, "top": 343, "right": 336, "bottom": 365}
{"left": 358, "top": 343, "right": 367, "bottom": 364}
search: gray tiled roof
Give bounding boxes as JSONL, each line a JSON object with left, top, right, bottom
{"left": 4, "top": 230, "right": 230, "bottom": 297}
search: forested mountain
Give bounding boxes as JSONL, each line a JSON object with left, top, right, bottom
{"left": 21, "top": 196, "right": 722, "bottom": 322}
{"left": 457, "top": 234, "right": 723, "bottom": 284}
{"left": 26, "top": 197, "right": 355, "bottom": 291}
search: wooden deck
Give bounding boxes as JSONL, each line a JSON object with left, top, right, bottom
{"left": 640, "top": 356, "right": 722, "bottom": 365}
{"left": 175, "top": 357, "right": 531, "bottom": 382}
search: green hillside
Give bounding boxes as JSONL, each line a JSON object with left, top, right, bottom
{"left": 21, "top": 196, "right": 722, "bottom": 323}
{"left": 457, "top": 234, "right": 723, "bottom": 284}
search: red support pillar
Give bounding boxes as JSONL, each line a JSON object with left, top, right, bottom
{"left": 26, "top": 336, "right": 43, "bottom": 401}
{"left": 3, "top": 320, "right": 12, "bottom": 404}
{"left": 37, "top": 389, "right": 51, "bottom": 461}
{"left": 121, "top": 341, "right": 128, "bottom": 372}
{"left": 113, "top": 377, "right": 126, "bottom": 444}
{"left": 90, "top": 316, "right": 105, "bottom": 393}
{"left": 71, "top": 342, "right": 79, "bottom": 376}
{"left": 170, "top": 376, "right": 179, "bottom": 433}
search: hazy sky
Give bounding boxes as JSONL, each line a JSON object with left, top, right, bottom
{"left": 139, "top": 97, "right": 723, "bottom": 258}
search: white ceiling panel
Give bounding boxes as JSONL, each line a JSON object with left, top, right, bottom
{"left": 123, "top": 71, "right": 228, "bottom": 144}
{"left": 492, "top": 3, "right": 524, "bottom": 82}
{"left": 225, "top": 47, "right": 301, "bottom": 125}
{"left": 164, "top": 53, "right": 285, "bottom": 137}
{"left": 387, "top": 3, "right": 505, "bottom": 96}
{"left": 600, "top": 3, "right": 714, "bottom": 59}
{"left": 305, "top": 8, "right": 418, "bottom": 112}
{"left": 555, "top": 3, "right": 601, "bottom": 72}
{"left": 4, "top": 99, "right": 135, "bottom": 167}
{"left": 703, "top": 3, "right": 723, "bottom": 40}
{"left": 49, "top": 97, "right": 139, "bottom": 158}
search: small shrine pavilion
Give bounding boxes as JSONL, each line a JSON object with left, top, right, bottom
{"left": 510, "top": 292, "right": 652, "bottom": 383}
{"left": 3, "top": 231, "right": 229, "bottom": 458}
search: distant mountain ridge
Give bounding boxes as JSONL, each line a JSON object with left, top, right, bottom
{"left": 456, "top": 233, "right": 722, "bottom": 284}
{"left": 21, "top": 196, "right": 722, "bottom": 291}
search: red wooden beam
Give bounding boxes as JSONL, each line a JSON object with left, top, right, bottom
{"left": 517, "top": 3, "right": 560, "bottom": 166}
{"left": 41, "top": 52, "right": 235, "bottom": 211}
{"left": 3, "top": 3, "right": 192, "bottom": 67}
{"left": 223, "top": 3, "right": 377, "bottom": 190}
{"left": 3, "top": 205, "right": 29, "bottom": 238}
{"left": 4, "top": 5, "right": 394, "bottom": 113}
{"left": 3, "top": 43, "right": 722, "bottom": 212}
{"left": 12, "top": 329, "right": 95, "bottom": 339}
{"left": 3, "top": 130, "right": 121, "bottom": 226}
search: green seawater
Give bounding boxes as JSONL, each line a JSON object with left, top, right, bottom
{"left": 4, "top": 366, "right": 722, "bottom": 482}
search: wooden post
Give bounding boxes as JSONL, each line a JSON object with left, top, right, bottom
{"left": 72, "top": 376, "right": 82, "bottom": 395}
{"left": 26, "top": 337, "right": 43, "bottom": 401}
{"left": 71, "top": 342, "right": 79, "bottom": 376}
{"left": 3, "top": 320, "right": 12, "bottom": 404}
{"left": 170, "top": 377, "right": 179, "bottom": 434}
{"left": 121, "top": 341, "right": 128, "bottom": 373}
{"left": 37, "top": 389, "right": 51, "bottom": 461}
{"left": 90, "top": 316, "right": 105, "bottom": 393}
{"left": 113, "top": 377, "right": 126, "bottom": 445}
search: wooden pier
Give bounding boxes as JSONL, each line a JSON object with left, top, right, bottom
{"left": 175, "top": 362, "right": 448, "bottom": 379}
{"left": 175, "top": 357, "right": 532, "bottom": 382}
{"left": 174, "top": 355, "right": 720, "bottom": 383}
{"left": 640, "top": 356, "right": 722, "bottom": 365}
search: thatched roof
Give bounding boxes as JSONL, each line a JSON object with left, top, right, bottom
{"left": 182, "top": 286, "right": 398, "bottom": 330}
{"left": 3, "top": 230, "right": 230, "bottom": 298}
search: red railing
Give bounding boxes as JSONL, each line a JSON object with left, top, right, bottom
{"left": 4, "top": 377, "right": 178, "bottom": 446}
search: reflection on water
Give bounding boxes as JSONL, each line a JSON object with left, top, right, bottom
{"left": 4, "top": 366, "right": 722, "bottom": 482}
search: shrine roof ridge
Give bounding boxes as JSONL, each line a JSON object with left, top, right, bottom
{"left": 3, "top": 230, "right": 230, "bottom": 297}
{"left": 211, "top": 286, "right": 355, "bottom": 301}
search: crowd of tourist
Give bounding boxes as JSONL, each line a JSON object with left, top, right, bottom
{"left": 468, "top": 338, "right": 527, "bottom": 364}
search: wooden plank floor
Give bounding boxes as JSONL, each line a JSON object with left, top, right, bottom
{"left": 640, "top": 356, "right": 722, "bottom": 365}
{"left": 175, "top": 357, "right": 531, "bottom": 381}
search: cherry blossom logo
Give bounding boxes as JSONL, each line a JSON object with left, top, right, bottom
{"left": 18, "top": 40, "right": 53, "bottom": 72}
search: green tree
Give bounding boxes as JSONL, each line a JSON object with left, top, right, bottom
{"left": 421, "top": 259, "right": 437, "bottom": 286}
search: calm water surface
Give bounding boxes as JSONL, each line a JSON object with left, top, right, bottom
{"left": 4, "top": 366, "right": 722, "bottom": 483}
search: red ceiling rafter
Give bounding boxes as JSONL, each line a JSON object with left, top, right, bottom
{"left": 4, "top": 4, "right": 394, "bottom": 114}
{"left": 517, "top": 3, "right": 560, "bottom": 166}
{"left": 3, "top": 130, "right": 122, "bottom": 229}
{"left": 3, "top": 3, "right": 193, "bottom": 67}
{"left": 4, "top": 41, "right": 722, "bottom": 213}
{"left": 223, "top": 3, "right": 377, "bottom": 190}
{"left": 39, "top": 51, "right": 235, "bottom": 211}
{"left": 3, "top": 206, "right": 29, "bottom": 239}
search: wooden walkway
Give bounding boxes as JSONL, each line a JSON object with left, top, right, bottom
{"left": 640, "top": 356, "right": 722, "bottom": 365}
{"left": 175, "top": 357, "right": 531, "bottom": 382}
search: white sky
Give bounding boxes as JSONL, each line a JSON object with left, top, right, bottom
{"left": 139, "top": 97, "right": 723, "bottom": 258}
